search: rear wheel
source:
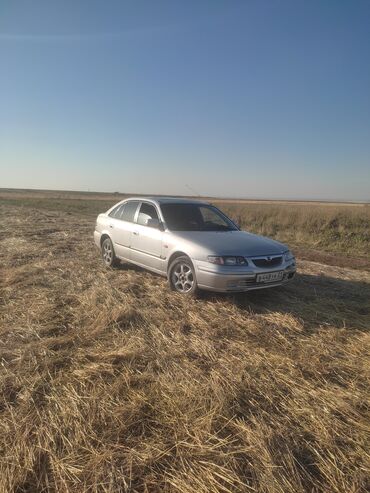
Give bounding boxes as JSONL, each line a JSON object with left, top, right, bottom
{"left": 168, "top": 256, "right": 198, "bottom": 296}
{"left": 101, "top": 237, "right": 119, "bottom": 267}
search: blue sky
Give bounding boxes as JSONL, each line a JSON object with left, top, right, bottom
{"left": 0, "top": 0, "right": 369, "bottom": 201}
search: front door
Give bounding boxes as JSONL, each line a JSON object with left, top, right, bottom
{"left": 130, "top": 202, "right": 164, "bottom": 271}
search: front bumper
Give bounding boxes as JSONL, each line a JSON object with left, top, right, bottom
{"left": 195, "top": 260, "right": 296, "bottom": 292}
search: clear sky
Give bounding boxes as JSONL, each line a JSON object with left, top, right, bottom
{"left": 1, "top": 0, "right": 369, "bottom": 201}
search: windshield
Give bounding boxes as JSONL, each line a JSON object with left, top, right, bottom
{"left": 161, "top": 204, "right": 238, "bottom": 232}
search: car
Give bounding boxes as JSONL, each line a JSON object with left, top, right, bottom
{"left": 94, "top": 197, "right": 296, "bottom": 295}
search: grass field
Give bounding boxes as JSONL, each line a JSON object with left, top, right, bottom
{"left": 0, "top": 190, "right": 369, "bottom": 492}
{"left": 1, "top": 188, "right": 369, "bottom": 261}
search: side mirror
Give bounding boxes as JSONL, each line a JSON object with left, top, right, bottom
{"left": 146, "top": 218, "right": 161, "bottom": 229}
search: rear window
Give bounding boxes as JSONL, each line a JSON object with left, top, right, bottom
{"left": 121, "top": 201, "right": 139, "bottom": 222}
{"left": 108, "top": 204, "right": 123, "bottom": 218}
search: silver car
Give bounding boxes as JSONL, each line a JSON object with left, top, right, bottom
{"left": 94, "top": 197, "right": 296, "bottom": 295}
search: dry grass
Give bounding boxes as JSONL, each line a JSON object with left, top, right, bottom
{"left": 0, "top": 199, "right": 370, "bottom": 493}
{"left": 1, "top": 189, "right": 369, "bottom": 260}
{"left": 214, "top": 202, "right": 370, "bottom": 258}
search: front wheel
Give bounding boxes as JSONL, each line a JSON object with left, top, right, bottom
{"left": 101, "top": 237, "right": 119, "bottom": 267}
{"left": 168, "top": 256, "right": 198, "bottom": 296}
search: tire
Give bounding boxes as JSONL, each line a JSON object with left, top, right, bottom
{"left": 168, "top": 255, "right": 198, "bottom": 296}
{"left": 101, "top": 237, "right": 119, "bottom": 268}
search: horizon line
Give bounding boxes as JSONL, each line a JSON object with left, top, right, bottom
{"left": 1, "top": 187, "right": 368, "bottom": 205}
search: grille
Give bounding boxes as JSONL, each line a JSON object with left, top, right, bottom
{"left": 252, "top": 256, "right": 282, "bottom": 268}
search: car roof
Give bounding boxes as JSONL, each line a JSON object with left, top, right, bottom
{"left": 125, "top": 196, "right": 209, "bottom": 206}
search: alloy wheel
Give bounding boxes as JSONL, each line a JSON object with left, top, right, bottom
{"left": 171, "top": 262, "right": 194, "bottom": 293}
{"left": 102, "top": 240, "right": 113, "bottom": 265}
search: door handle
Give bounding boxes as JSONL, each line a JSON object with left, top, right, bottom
{"left": 133, "top": 231, "right": 139, "bottom": 235}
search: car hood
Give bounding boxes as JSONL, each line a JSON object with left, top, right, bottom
{"left": 172, "top": 230, "right": 287, "bottom": 257}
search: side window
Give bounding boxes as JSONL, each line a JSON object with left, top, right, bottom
{"left": 116, "top": 204, "right": 128, "bottom": 219}
{"left": 137, "top": 203, "right": 159, "bottom": 226}
{"left": 121, "top": 201, "right": 139, "bottom": 222}
{"left": 108, "top": 204, "right": 123, "bottom": 218}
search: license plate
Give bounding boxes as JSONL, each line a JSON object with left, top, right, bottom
{"left": 256, "top": 271, "right": 284, "bottom": 283}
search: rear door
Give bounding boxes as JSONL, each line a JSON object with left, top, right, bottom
{"left": 130, "top": 202, "right": 164, "bottom": 271}
{"left": 109, "top": 201, "right": 140, "bottom": 259}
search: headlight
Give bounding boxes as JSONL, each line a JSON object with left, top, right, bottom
{"left": 208, "top": 256, "right": 248, "bottom": 266}
{"left": 284, "top": 250, "right": 295, "bottom": 262}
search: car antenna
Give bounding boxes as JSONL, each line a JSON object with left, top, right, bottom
{"left": 185, "top": 184, "right": 201, "bottom": 198}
